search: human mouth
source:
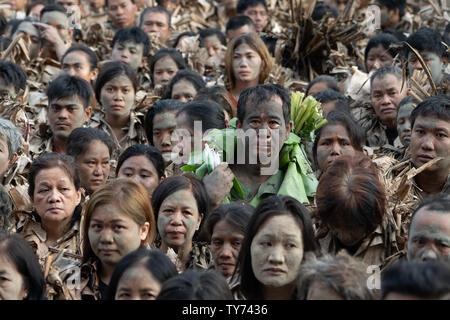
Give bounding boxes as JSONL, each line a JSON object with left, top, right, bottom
{"left": 263, "top": 268, "right": 286, "bottom": 275}
{"left": 90, "top": 179, "right": 104, "bottom": 185}
{"left": 380, "top": 107, "right": 396, "bottom": 115}
{"left": 99, "top": 249, "right": 117, "bottom": 256}
{"left": 110, "top": 105, "right": 124, "bottom": 110}
{"left": 417, "top": 154, "right": 434, "bottom": 163}
{"left": 47, "top": 207, "right": 64, "bottom": 213}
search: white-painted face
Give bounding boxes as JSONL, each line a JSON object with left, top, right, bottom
{"left": 250, "top": 214, "right": 304, "bottom": 288}
{"left": 232, "top": 43, "right": 262, "bottom": 84}
{"left": 0, "top": 255, "right": 28, "bottom": 300}
{"left": 408, "top": 51, "right": 445, "bottom": 85}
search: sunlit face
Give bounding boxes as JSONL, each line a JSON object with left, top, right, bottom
{"left": 152, "top": 111, "right": 177, "bottom": 163}
{"left": 41, "top": 11, "right": 71, "bottom": 43}
{"left": 141, "top": 11, "right": 171, "bottom": 44}
{"left": 407, "top": 207, "right": 450, "bottom": 263}
{"left": 408, "top": 51, "right": 445, "bottom": 85}
{"left": 115, "top": 265, "right": 162, "bottom": 300}
{"left": 232, "top": 43, "right": 262, "bottom": 84}
{"left": 203, "top": 35, "right": 224, "bottom": 57}
{"left": 100, "top": 74, "right": 135, "bottom": 118}
{"left": 88, "top": 203, "right": 149, "bottom": 266}
{"left": 366, "top": 44, "right": 393, "bottom": 73}
{"left": 62, "top": 51, "right": 98, "bottom": 83}
{"left": 153, "top": 56, "right": 179, "bottom": 87}
{"left": 111, "top": 41, "right": 144, "bottom": 72}
{"left": 316, "top": 124, "right": 357, "bottom": 172}
{"left": 306, "top": 280, "right": 344, "bottom": 300}
{"left": 48, "top": 95, "right": 92, "bottom": 140}
{"left": 410, "top": 115, "right": 450, "bottom": 174}
{"left": 33, "top": 167, "right": 81, "bottom": 227}
{"left": 13, "top": 22, "right": 41, "bottom": 60}
{"left": 76, "top": 140, "right": 110, "bottom": 195}
{"left": 171, "top": 79, "right": 197, "bottom": 103}
{"left": 251, "top": 214, "right": 304, "bottom": 288}
{"left": 370, "top": 74, "right": 407, "bottom": 127}
{"left": 210, "top": 220, "right": 244, "bottom": 278}
{"left": 117, "top": 155, "right": 161, "bottom": 198}
{"left": 157, "top": 189, "right": 202, "bottom": 250}
{"left": 0, "top": 255, "right": 28, "bottom": 300}
{"left": 396, "top": 103, "right": 415, "bottom": 147}
{"left": 243, "top": 4, "right": 268, "bottom": 32}
{"left": 107, "top": 0, "right": 137, "bottom": 29}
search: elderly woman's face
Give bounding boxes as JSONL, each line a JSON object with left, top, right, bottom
{"left": 33, "top": 167, "right": 81, "bottom": 227}
{"left": 250, "top": 214, "right": 304, "bottom": 288}
{"left": 157, "top": 189, "right": 202, "bottom": 250}
{"left": 316, "top": 124, "right": 357, "bottom": 172}
{"left": 0, "top": 254, "right": 28, "bottom": 300}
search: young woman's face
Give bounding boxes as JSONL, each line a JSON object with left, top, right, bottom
{"left": 88, "top": 203, "right": 149, "bottom": 267}
{"left": 250, "top": 214, "right": 304, "bottom": 289}
{"left": 157, "top": 189, "right": 202, "bottom": 250}
{"left": 117, "top": 155, "right": 161, "bottom": 198}
{"left": 210, "top": 220, "right": 244, "bottom": 278}
{"left": 366, "top": 44, "right": 393, "bottom": 73}
{"left": 33, "top": 167, "right": 81, "bottom": 227}
{"left": 232, "top": 43, "right": 262, "bottom": 84}
{"left": 76, "top": 140, "right": 110, "bottom": 195}
{"left": 0, "top": 254, "right": 28, "bottom": 300}
{"left": 100, "top": 74, "right": 135, "bottom": 118}
{"left": 115, "top": 264, "right": 162, "bottom": 300}
{"left": 171, "top": 79, "right": 197, "bottom": 103}
{"left": 316, "top": 124, "right": 357, "bottom": 173}
{"left": 153, "top": 56, "right": 178, "bottom": 87}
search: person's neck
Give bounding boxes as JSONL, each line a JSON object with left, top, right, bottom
{"left": 42, "top": 219, "right": 70, "bottom": 246}
{"left": 263, "top": 283, "right": 295, "bottom": 300}
{"left": 99, "top": 262, "right": 116, "bottom": 285}
{"left": 105, "top": 112, "right": 130, "bottom": 130}
{"left": 381, "top": 118, "right": 397, "bottom": 129}
{"left": 52, "top": 135, "right": 67, "bottom": 153}
{"left": 161, "top": 240, "right": 192, "bottom": 267}
{"left": 232, "top": 163, "right": 271, "bottom": 186}
{"left": 232, "top": 79, "right": 259, "bottom": 99}
{"left": 415, "top": 170, "right": 448, "bottom": 195}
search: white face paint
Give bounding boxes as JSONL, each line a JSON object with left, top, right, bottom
{"left": 232, "top": 43, "right": 262, "bottom": 84}
{"left": 408, "top": 51, "right": 445, "bottom": 85}
{"left": 250, "top": 214, "right": 304, "bottom": 288}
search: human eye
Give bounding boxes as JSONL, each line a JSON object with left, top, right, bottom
{"left": 106, "top": 86, "right": 114, "bottom": 92}
{"left": 153, "top": 130, "right": 160, "bottom": 137}
{"left": 38, "top": 187, "right": 49, "bottom": 193}
{"left": 341, "top": 140, "right": 351, "bottom": 146}
{"left": 260, "top": 241, "right": 271, "bottom": 247}
{"left": 319, "top": 140, "right": 330, "bottom": 146}
{"left": 130, "top": 49, "right": 137, "bottom": 54}
{"left": 123, "top": 88, "right": 130, "bottom": 94}
{"left": 114, "top": 224, "right": 126, "bottom": 231}
{"left": 90, "top": 223, "right": 102, "bottom": 231}
{"left": 183, "top": 210, "right": 193, "bottom": 216}
{"left": 118, "top": 293, "right": 130, "bottom": 298}
{"left": 285, "top": 242, "right": 297, "bottom": 249}
{"left": 212, "top": 239, "right": 223, "bottom": 246}
{"left": 437, "top": 131, "right": 448, "bottom": 138}
{"left": 415, "top": 128, "right": 425, "bottom": 135}
{"left": 232, "top": 240, "right": 242, "bottom": 247}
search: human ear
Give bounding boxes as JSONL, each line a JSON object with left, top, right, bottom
{"left": 7, "top": 152, "right": 18, "bottom": 170}
{"left": 140, "top": 222, "right": 150, "bottom": 241}
{"left": 90, "top": 68, "right": 99, "bottom": 82}
{"left": 196, "top": 213, "right": 203, "bottom": 231}
{"left": 84, "top": 106, "right": 93, "bottom": 121}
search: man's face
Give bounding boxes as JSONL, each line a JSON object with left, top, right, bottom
{"left": 237, "top": 95, "right": 291, "bottom": 165}
{"left": 370, "top": 74, "right": 407, "bottom": 127}
{"left": 408, "top": 51, "right": 445, "bottom": 85}
{"left": 7, "top": 0, "right": 27, "bottom": 11}
{"left": 410, "top": 115, "right": 450, "bottom": 174}
{"left": 48, "top": 95, "right": 92, "bottom": 139}
{"left": 107, "top": 0, "right": 137, "bottom": 29}
{"left": 242, "top": 4, "right": 268, "bottom": 32}
{"left": 141, "top": 11, "right": 171, "bottom": 44}
{"left": 41, "top": 11, "right": 71, "bottom": 43}
{"left": 226, "top": 24, "right": 254, "bottom": 41}
{"left": 62, "top": 51, "right": 98, "bottom": 83}
{"left": 152, "top": 111, "right": 177, "bottom": 163}
{"left": 111, "top": 41, "right": 144, "bottom": 72}
{"left": 407, "top": 206, "right": 450, "bottom": 263}
{"left": 13, "top": 22, "right": 41, "bottom": 60}
{"left": 396, "top": 103, "right": 415, "bottom": 147}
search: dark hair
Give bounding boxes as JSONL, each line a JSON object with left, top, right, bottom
{"left": 378, "top": 0, "right": 406, "bottom": 18}
{"left": 105, "top": 0, "right": 136, "bottom": 7}
{"left": 144, "top": 99, "right": 185, "bottom": 144}
{"left": 370, "top": 65, "right": 402, "bottom": 88}
{"left": 198, "top": 28, "right": 226, "bottom": 46}
{"left": 397, "top": 95, "right": 419, "bottom": 110}
{"left": 311, "top": 3, "right": 338, "bottom": 21}
{"left": 315, "top": 153, "right": 386, "bottom": 234}
{"left": 164, "top": 70, "right": 205, "bottom": 100}
{"left": 0, "top": 61, "right": 27, "bottom": 95}
{"left": 25, "top": 1, "right": 50, "bottom": 16}
{"left": 62, "top": 45, "right": 98, "bottom": 70}
{"left": 112, "top": 27, "right": 151, "bottom": 57}
{"left": 0, "top": 13, "right": 6, "bottom": 36}
{"left": 172, "top": 31, "right": 196, "bottom": 48}
{"left": 225, "top": 15, "right": 256, "bottom": 33}
{"left": 10, "top": 17, "right": 38, "bottom": 38}
{"left": 238, "top": 195, "right": 318, "bottom": 300}
{"left": 116, "top": 144, "right": 165, "bottom": 179}
{"left": 194, "top": 85, "right": 235, "bottom": 119}
{"left": 364, "top": 33, "right": 398, "bottom": 70}
{"left": 94, "top": 61, "right": 137, "bottom": 103}
{"left": 151, "top": 174, "right": 210, "bottom": 239}
{"left": 409, "top": 194, "right": 450, "bottom": 237}
{"left": 0, "top": 184, "right": 12, "bottom": 231}
{"left": 206, "top": 202, "right": 254, "bottom": 240}
{"left": 40, "top": 4, "right": 67, "bottom": 18}
{"left": 107, "top": 248, "right": 178, "bottom": 300}
{"left": 176, "top": 100, "right": 226, "bottom": 132}
{"left": 236, "top": 0, "right": 268, "bottom": 13}
{"left": 312, "top": 111, "right": 365, "bottom": 169}
{"left": 305, "top": 75, "right": 339, "bottom": 97}
{"left": 140, "top": 6, "right": 171, "bottom": 29}
{"left": 46, "top": 74, "right": 92, "bottom": 108}
{"left": 148, "top": 48, "right": 187, "bottom": 82}
{"left": 410, "top": 94, "right": 450, "bottom": 129}
{"left": 0, "top": 232, "right": 46, "bottom": 300}
{"left": 237, "top": 84, "right": 291, "bottom": 125}
{"left": 314, "top": 89, "right": 350, "bottom": 114}
{"left": 406, "top": 27, "right": 446, "bottom": 58}
{"left": 66, "top": 127, "right": 114, "bottom": 160}
{"left": 381, "top": 260, "right": 450, "bottom": 299}
{"left": 156, "top": 270, "right": 233, "bottom": 300}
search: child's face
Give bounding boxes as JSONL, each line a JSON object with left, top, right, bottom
{"left": 111, "top": 41, "right": 145, "bottom": 72}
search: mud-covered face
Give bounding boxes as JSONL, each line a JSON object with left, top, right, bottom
{"left": 117, "top": 155, "right": 160, "bottom": 198}
{"left": 13, "top": 22, "right": 41, "bottom": 60}
{"left": 111, "top": 41, "right": 144, "bottom": 72}
{"left": 115, "top": 265, "right": 162, "bottom": 300}
{"left": 366, "top": 44, "right": 394, "bottom": 73}
{"left": 232, "top": 43, "right": 262, "bottom": 84}
{"left": 171, "top": 79, "right": 197, "bottom": 103}
{"left": 0, "top": 255, "right": 28, "bottom": 300}
{"left": 40, "top": 11, "right": 71, "bottom": 43}
{"left": 100, "top": 74, "right": 135, "bottom": 118}
{"left": 243, "top": 4, "right": 268, "bottom": 32}
{"left": 153, "top": 56, "right": 178, "bottom": 87}
{"left": 107, "top": 0, "right": 137, "bottom": 28}
{"left": 396, "top": 103, "right": 415, "bottom": 147}
{"left": 141, "top": 11, "right": 171, "bottom": 44}
{"left": 408, "top": 51, "right": 445, "bottom": 85}
{"left": 152, "top": 111, "right": 177, "bottom": 163}
{"left": 62, "top": 51, "right": 97, "bottom": 83}
{"left": 203, "top": 35, "right": 223, "bottom": 57}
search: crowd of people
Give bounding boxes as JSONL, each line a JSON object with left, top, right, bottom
{"left": 0, "top": 0, "right": 449, "bottom": 301}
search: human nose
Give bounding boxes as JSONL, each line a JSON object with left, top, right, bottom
{"left": 330, "top": 142, "right": 342, "bottom": 156}
{"left": 268, "top": 245, "right": 284, "bottom": 264}
{"left": 93, "top": 164, "right": 104, "bottom": 176}
{"left": 66, "top": 68, "right": 77, "bottom": 77}
{"left": 420, "top": 246, "right": 439, "bottom": 262}
{"left": 48, "top": 188, "right": 62, "bottom": 203}
{"left": 219, "top": 243, "right": 234, "bottom": 259}
{"left": 207, "top": 47, "right": 215, "bottom": 57}
{"left": 169, "top": 210, "right": 183, "bottom": 226}
{"left": 161, "top": 132, "right": 172, "bottom": 146}
{"left": 410, "top": 60, "right": 423, "bottom": 71}
{"left": 57, "top": 108, "right": 70, "bottom": 119}
{"left": 99, "top": 228, "right": 114, "bottom": 243}
{"left": 420, "top": 134, "right": 434, "bottom": 151}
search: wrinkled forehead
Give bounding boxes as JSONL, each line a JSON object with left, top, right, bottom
{"left": 41, "top": 11, "right": 69, "bottom": 27}
{"left": 371, "top": 73, "right": 402, "bottom": 90}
